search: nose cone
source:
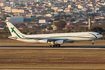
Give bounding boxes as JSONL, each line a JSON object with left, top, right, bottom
{"left": 99, "top": 35, "right": 103, "bottom": 39}
{"left": 101, "top": 35, "right": 103, "bottom": 38}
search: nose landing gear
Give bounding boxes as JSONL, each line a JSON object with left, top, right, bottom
{"left": 92, "top": 40, "right": 94, "bottom": 45}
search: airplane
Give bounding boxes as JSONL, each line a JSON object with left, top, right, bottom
{"left": 6, "top": 21, "right": 103, "bottom": 47}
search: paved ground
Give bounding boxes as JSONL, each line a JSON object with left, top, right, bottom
{"left": 0, "top": 45, "right": 105, "bottom": 49}
{"left": 0, "top": 69, "right": 70, "bottom": 70}
{"left": 0, "top": 69, "right": 99, "bottom": 70}
{"left": 0, "top": 69, "right": 74, "bottom": 70}
{"left": 0, "top": 45, "right": 105, "bottom": 70}
{"left": 0, "top": 69, "right": 88, "bottom": 70}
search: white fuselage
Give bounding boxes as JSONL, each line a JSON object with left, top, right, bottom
{"left": 16, "top": 32, "right": 103, "bottom": 43}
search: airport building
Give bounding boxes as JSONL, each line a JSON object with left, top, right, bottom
{"left": 6, "top": 17, "right": 24, "bottom": 23}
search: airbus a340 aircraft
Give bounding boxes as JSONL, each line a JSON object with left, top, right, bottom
{"left": 6, "top": 21, "right": 103, "bottom": 47}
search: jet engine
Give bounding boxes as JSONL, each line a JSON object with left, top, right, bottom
{"left": 64, "top": 40, "right": 74, "bottom": 43}
{"left": 38, "top": 39, "right": 48, "bottom": 43}
{"left": 55, "top": 40, "right": 64, "bottom": 44}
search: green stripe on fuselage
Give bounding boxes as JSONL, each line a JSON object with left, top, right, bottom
{"left": 89, "top": 33, "right": 97, "bottom": 38}
{"left": 47, "top": 36, "right": 95, "bottom": 38}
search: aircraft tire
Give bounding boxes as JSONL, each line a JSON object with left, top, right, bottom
{"left": 52, "top": 45, "right": 55, "bottom": 47}
{"left": 56, "top": 44, "right": 60, "bottom": 47}
{"left": 49, "top": 45, "right": 52, "bottom": 47}
{"left": 55, "top": 44, "right": 58, "bottom": 47}
{"left": 58, "top": 44, "right": 60, "bottom": 47}
{"left": 92, "top": 42, "right": 94, "bottom": 45}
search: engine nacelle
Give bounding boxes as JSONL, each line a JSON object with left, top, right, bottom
{"left": 38, "top": 39, "right": 48, "bottom": 43}
{"left": 55, "top": 40, "right": 64, "bottom": 44}
{"left": 64, "top": 40, "right": 74, "bottom": 43}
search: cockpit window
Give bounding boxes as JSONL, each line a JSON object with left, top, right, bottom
{"left": 97, "top": 34, "right": 100, "bottom": 35}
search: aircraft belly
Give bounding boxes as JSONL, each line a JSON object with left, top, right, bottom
{"left": 67, "top": 37, "right": 95, "bottom": 41}
{"left": 17, "top": 39, "right": 40, "bottom": 43}
{"left": 17, "top": 39, "right": 48, "bottom": 43}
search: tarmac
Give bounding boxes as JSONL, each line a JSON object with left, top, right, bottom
{"left": 0, "top": 69, "right": 86, "bottom": 70}
{"left": 0, "top": 45, "right": 105, "bottom": 70}
{"left": 0, "top": 45, "right": 105, "bottom": 50}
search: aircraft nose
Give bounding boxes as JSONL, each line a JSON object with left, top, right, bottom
{"left": 101, "top": 35, "right": 103, "bottom": 38}
{"left": 99, "top": 35, "right": 103, "bottom": 38}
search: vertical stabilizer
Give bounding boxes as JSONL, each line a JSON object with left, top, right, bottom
{"left": 6, "top": 22, "right": 25, "bottom": 39}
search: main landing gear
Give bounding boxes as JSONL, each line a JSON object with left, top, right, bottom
{"left": 49, "top": 44, "right": 61, "bottom": 47}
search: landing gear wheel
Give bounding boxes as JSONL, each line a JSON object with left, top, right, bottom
{"left": 49, "top": 44, "right": 61, "bottom": 47}
{"left": 55, "top": 44, "right": 57, "bottom": 47}
{"left": 52, "top": 45, "right": 55, "bottom": 47}
{"left": 59, "top": 44, "right": 60, "bottom": 47}
{"left": 49, "top": 45, "right": 52, "bottom": 47}
{"left": 92, "top": 42, "right": 94, "bottom": 45}
{"left": 57, "top": 44, "right": 60, "bottom": 47}
{"left": 92, "top": 40, "right": 94, "bottom": 45}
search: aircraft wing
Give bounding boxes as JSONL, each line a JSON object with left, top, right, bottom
{"left": 25, "top": 37, "right": 74, "bottom": 43}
